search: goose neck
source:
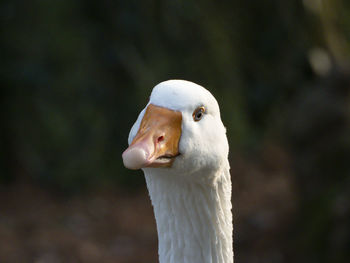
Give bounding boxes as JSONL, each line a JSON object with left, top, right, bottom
{"left": 145, "top": 167, "right": 233, "bottom": 263}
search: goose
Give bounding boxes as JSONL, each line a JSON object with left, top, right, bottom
{"left": 122, "top": 80, "right": 233, "bottom": 263}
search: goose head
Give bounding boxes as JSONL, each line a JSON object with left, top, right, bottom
{"left": 122, "top": 79, "right": 229, "bottom": 179}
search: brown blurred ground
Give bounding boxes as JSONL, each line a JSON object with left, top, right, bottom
{"left": 0, "top": 183, "right": 158, "bottom": 263}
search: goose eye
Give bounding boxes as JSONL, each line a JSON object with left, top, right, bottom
{"left": 192, "top": 106, "right": 205, "bottom": 122}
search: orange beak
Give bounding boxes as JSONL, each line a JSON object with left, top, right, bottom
{"left": 122, "top": 104, "right": 182, "bottom": 170}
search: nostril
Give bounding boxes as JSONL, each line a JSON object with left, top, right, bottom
{"left": 157, "top": 136, "right": 164, "bottom": 143}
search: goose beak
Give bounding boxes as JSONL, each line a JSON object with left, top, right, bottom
{"left": 122, "top": 104, "right": 182, "bottom": 170}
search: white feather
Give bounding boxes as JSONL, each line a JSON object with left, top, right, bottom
{"left": 128, "top": 79, "right": 233, "bottom": 263}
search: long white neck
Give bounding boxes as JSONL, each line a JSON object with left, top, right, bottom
{"left": 144, "top": 164, "right": 233, "bottom": 263}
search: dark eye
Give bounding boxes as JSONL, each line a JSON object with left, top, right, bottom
{"left": 192, "top": 106, "right": 205, "bottom": 122}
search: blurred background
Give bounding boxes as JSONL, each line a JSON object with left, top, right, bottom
{"left": 1, "top": 0, "right": 349, "bottom": 262}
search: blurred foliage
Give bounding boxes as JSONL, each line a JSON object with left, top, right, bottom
{"left": 1, "top": 0, "right": 350, "bottom": 262}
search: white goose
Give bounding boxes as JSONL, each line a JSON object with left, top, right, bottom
{"left": 122, "top": 80, "right": 233, "bottom": 263}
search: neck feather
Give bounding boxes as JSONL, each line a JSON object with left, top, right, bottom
{"left": 144, "top": 165, "right": 233, "bottom": 263}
